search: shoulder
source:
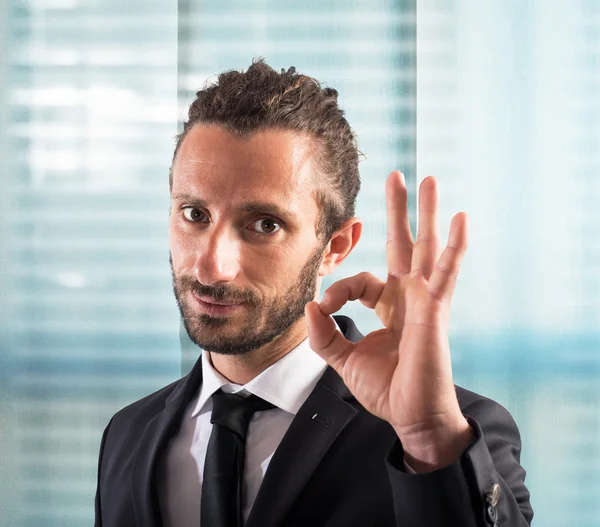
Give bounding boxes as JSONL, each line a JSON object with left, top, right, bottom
{"left": 106, "top": 377, "right": 185, "bottom": 435}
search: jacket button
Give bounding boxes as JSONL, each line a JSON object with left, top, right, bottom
{"left": 486, "top": 482, "right": 501, "bottom": 507}
{"left": 486, "top": 504, "right": 498, "bottom": 523}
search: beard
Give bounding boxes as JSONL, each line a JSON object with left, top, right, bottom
{"left": 170, "top": 245, "right": 324, "bottom": 356}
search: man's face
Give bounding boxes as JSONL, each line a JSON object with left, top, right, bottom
{"left": 169, "top": 125, "right": 326, "bottom": 355}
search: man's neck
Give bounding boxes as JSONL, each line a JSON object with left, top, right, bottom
{"left": 208, "top": 319, "right": 309, "bottom": 385}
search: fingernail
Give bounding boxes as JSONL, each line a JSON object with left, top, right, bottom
{"left": 305, "top": 307, "right": 312, "bottom": 329}
{"left": 398, "top": 171, "right": 405, "bottom": 185}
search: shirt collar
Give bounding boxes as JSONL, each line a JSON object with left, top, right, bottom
{"left": 191, "top": 338, "right": 328, "bottom": 418}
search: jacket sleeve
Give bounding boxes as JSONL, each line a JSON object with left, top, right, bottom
{"left": 94, "top": 417, "right": 114, "bottom": 527}
{"left": 386, "top": 398, "right": 533, "bottom": 527}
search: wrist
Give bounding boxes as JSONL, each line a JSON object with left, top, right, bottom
{"left": 396, "top": 416, "right": 474, "bottom": 473}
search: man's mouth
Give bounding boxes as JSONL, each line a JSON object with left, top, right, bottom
{"left": 191, "top": 293, "right": 245, "bottom": 316}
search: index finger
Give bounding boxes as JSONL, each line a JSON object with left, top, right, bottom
{"left": 319, "top": 272, "right": 385, "bottom": 315}
{"left": 386, "top": 170, "right": 414, "bottom": 277}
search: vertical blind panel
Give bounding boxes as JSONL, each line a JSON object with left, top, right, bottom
{"left": 177, "top": 0, "right": 416, "bottom": 344}
{"left": 1, "top": 2, "right": 415, "bottom": 526}
{"left": 1, "top": 2, "right": 180, "bottom": 526}
{"left": 418, "top": 1, "right": 600, "bottom": 526}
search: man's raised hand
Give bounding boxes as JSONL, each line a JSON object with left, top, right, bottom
{"left": 305, "top": 171, "right": 473, "bottom": 473}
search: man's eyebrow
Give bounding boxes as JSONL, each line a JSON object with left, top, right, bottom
{"left": 238, "top": 202, "right": 293, "bottom": 220}
{"left": 171, "top": 193, "right": 208, "bottom": 206}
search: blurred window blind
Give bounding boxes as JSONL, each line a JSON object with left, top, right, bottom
{"left": 0, "top": 1, "right": 415, "bottom": 526}
{"left": 417, "top": 2, "right": 600, "bottom": 526}
{"left": 177, "top": 0, "right": 416, "bottom": 364}
{"left": 0, "top": 2, "right": 180, "bottom": 525}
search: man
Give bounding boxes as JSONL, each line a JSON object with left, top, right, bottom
{"left": 94, "top": 60, "right": 533, "bottom": 526}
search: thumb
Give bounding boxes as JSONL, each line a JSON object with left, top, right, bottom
{"left": 305, "top": 301, "right": 354, "bottom": 371}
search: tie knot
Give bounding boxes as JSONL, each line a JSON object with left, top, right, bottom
{"left": 210, "top": 390, "right": 275, "bottom": 439}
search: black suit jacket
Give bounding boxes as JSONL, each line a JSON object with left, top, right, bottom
{"left": 95, "top": 316, "right": 533, "bottom": 526}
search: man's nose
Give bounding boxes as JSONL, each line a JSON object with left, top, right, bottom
{"left": 193, "top": 230, "right": 241, "bottom": 286}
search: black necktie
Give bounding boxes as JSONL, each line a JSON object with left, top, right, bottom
{"left": 201, "top": 389, "right": 275, "bottom": 527}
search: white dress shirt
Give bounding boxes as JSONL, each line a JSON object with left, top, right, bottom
{"left": 157, "top": 338, "right": 328, "bottom": 527}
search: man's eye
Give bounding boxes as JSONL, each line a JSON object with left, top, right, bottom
{"left": 251, "top": 218, "right": 281, "bottom": 234}
{"left": 182, "top": 207, "right": 208, "bottom": 223}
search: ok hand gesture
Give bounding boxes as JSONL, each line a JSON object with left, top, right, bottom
{"left": 305, "top": 171, "right": 473, "bottom": 473}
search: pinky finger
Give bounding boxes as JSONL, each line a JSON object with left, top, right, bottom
{"left": 428, "top": 212, "right": 469, "bottom": 302}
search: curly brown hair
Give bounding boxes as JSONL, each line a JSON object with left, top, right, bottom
{"left": 170, "top": 59, "right": 361, "bottom": 241}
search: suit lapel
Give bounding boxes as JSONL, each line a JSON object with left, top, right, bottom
{"left": 246, "top": 370, "right": 357, "bottom": 527}
{"left": 131, "top": 352, "right": 205, "bottom": 527}
{"left": 246, "top": 316, "right": 362, "bottom": 527}
{"left": 130, "top": 315, "right": 362, "bottom": 527}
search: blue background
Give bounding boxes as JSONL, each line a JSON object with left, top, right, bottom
{"left": 1, "top": 1, "right": 599, "bottom": 525}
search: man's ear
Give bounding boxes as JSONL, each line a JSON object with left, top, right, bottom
{"left": 319, "top": 218, "right": 362, "bottom": 276}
